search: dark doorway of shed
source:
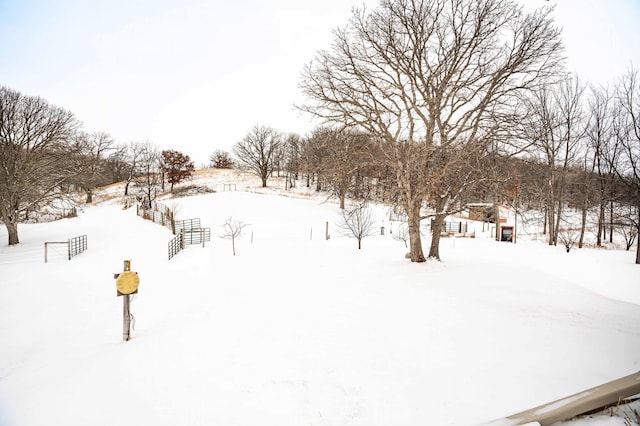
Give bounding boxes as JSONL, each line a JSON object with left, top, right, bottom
{"left": 500, "top": 226, "right": 514, "bottom": 242}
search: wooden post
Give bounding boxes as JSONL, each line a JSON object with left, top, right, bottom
{"left": 122, "top": 260, "right": 131, "bottom": 342}
{"left": 325, "top": 221, "right": 330, "bottom": 240}
{"left": 123, "top": 294, "right": 131, "bottom": 341}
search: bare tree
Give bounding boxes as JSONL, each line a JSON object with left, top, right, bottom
{"left": 134, "top": 142, "right": 162, "bottom": 207}
{"left": 614, "top": 68, "right": 640, "bottom": 263}
{"left": 393, "top": 222, "right": 410, "bottom": 248}
{"left": 301, "top": 128, "right": 331, "bottom": 191}
{"left": 306, "top": 127, "right": 372, "bottom": 208}
{"left": 337, "top": 201, "right": 377, "bottom": 249}
{"left": 0, "top": 86, "right": 79, "bottom": 245}
{"left": 523, "top": 75, "right": 587, "bottom": 246}
{"left": 281, "top": 133, "right": 302, "bottom": 190}
{"left": 209, "top": 149, "right": 234, "bottom": 169}
{"left": 220, "top": 216, "right": 248, "bottom": 256}
{"left": 233, "top": 125, "right": 282, "bottom": 187}
{"left": 118, "top": 142, "right": 142, "bottom": 196}
{"left": 71, "top": 131, "right": 116, "bottom": 203}
{"left": 585, "top": 85, "right": 616, "bottom": 246}
{"left": 300, "top": 0, "right": 562, "bottom": 262}
{"left": 558, "top": 226, "right": 579, "bottom": 252}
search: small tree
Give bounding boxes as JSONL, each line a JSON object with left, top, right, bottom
{"left": 161, "top": 149, "right": 195, "bottom": 192}
{"left": 559, "top": 228, "right": 579, "bottom": 252}
{"left": 393, "top": 223, "right": 410, "bottom": 248}
{"left": 209, "top": 149, "right": 234, "bottom": 169}
{"left": 337, "top": 201, "right": 377, "bottom": 249}
{"left": 220, "top": 216, "right": 248, "bottom": 256}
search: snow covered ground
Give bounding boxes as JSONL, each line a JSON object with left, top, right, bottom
{"left": 0, "top": 170, "right": 639, "bottom": 426}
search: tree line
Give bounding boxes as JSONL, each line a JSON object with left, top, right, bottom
{"left": 2, "top": 0, "right": 639, "bottom": 265}
{"left": 231, "top": 0, "right": 639, "bottom": 264}
{"left": 0, "top": 87, "right": 195, "bottom": 245}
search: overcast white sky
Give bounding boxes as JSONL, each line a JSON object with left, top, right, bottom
{"left": 1, "top": 0, "right": 639, "bottom": 166}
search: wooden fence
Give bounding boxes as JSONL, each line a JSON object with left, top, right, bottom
{"left": 135, "top": 203, "right": 210, "bottom": 260}
{"left": 137, "top": 201, "right": 174, "bottom": 233}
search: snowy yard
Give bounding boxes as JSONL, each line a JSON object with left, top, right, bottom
{"left": 0, "top": 172, "right": 639, "bottom": 426}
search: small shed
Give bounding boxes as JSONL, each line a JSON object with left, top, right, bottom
{"left": 466, "top": 203, "right": 516, "bottom": 242}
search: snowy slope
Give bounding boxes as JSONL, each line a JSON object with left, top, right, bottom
{"left": 0, "top": 171, "right": 639, "bottom": 426}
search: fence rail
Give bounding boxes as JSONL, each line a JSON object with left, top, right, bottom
{"left": 484, "top": 370, "right": 640, "bottom": 425}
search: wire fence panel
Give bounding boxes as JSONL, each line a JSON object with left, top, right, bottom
{"left": 174, "top": 218, "right": 201, "bottom": 235}
{"left": 182, "top": 228, "right": 210, "bottom": 245}
{"left": 137, "top": 202, "right": 174, "bottom": 232}
{"left": 444, "top": 222, "right": 467, "bottom": 233}
{"left": 69, "top": 234, "right": 87, "bottom": 258}
{"left": 168, "top": 233, "right": 184, "bottom": 260}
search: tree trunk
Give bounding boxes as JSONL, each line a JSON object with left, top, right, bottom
{"left": 429, "top": 213, "right": 446, "bottom": 260}
{"left": 597, "top": 202, "right": 605, "bottom": 246}
{"left": 636, "top": 204, "right": 640, "bottom": 264}
{"left": 5, "top": 221, "right": 19, "bottom": 245}
{"left": 609, "top": 200, "right": 614, "bottom": 243}
{"left": 554, "top": 197, "right": 563, "bottom": 246}
{"left": 495, "top": 203, "right": 501, "bottom": 242}
{"left": 578, "top": 199, "right": 587, "bottom": 248}
{"left": 548, "top": 203, "right": 556, "bottom": 246}
{"left": 85, "top": 189, "right": 93, "bottom": 204}
{"left": 406, "top": 197, "right": 426, "bottom": 262}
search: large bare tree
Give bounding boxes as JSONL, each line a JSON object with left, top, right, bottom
{"left": 233, "top": 125, "right": 282, "bottom": 188}
{"left": 306, "top": 127, "right": 373, "bottom": 208}
{"left": 0, "top": 86, "right": 79, "bottom": 245}
{"left": 70, "top": 131, "right": 116, "bottom": 203}
{"left": 299, "top": 0, "right": 562, "bottom": 261}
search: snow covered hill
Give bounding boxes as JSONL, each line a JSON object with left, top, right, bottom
{"left": 0, "top": 169, "right": 639, "bottom": 426}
